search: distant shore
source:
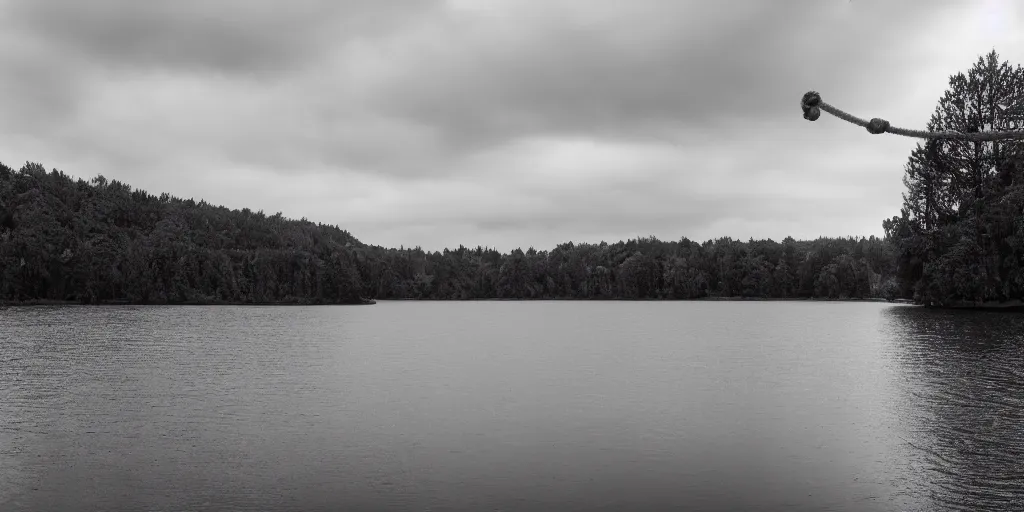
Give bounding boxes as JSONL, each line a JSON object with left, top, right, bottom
{"left": 381, "top": 296, "right": 913, "bottom": 304}
{"left": 14, "top": 297, "right": 1023, "bottom": 310}
{"left": 939, "top": 299, "right": 1024, "bottom": 311}
{"left": 0, "top": 298, "right": 377, "bottom": 307}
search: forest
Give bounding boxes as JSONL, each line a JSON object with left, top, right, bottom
{"left": 0, "top": 160, "right": 897, "bottom": 305}
{"left": 1, "top": 51, "right": 1022, "bottom": 307}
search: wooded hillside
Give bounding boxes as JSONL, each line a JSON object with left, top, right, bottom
{"left": 1, "top": 161, "right": 897, "bottom": 304}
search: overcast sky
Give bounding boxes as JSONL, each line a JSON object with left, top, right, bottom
{"left": 1, "top": 0, "right": 1022, "bottom": 252}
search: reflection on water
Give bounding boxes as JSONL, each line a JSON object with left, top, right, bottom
{"left": 880, "top": 307, "right": 1024, "bottom": 511}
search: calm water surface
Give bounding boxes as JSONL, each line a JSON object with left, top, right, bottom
{"left": 2, "top": 301, "right": 1024, "bottom": 511}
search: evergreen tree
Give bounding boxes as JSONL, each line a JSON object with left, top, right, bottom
{"left": 885, "top": 50, "right": 1024, "bottom": 306}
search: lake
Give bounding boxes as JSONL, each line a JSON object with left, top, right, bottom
{"left": 2, "top": 301, "right": 1023, "bottom": 511}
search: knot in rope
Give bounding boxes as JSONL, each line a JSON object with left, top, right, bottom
{"left": 801, "top": 91, "right": 821, "bottom": 121}
{"left": 866, "top": 118, "right": 890, "bottom": 135}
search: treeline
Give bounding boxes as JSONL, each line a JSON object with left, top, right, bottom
{"left": 884, "top": 50, "right": 1024, "bottom": 307}
{"left": 0, "top": 160, "right": 898, "bottom": 304}
{"left": 360, "top": 237, "right": 897, "bottom": 300}
{"left": 0, "top": 162, "right": 365, "bottom": 305}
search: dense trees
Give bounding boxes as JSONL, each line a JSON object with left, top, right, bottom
{"left": 357, "top": 236, "right": 897, "bottom": 301}
{"left": 0, "top": 161, "right": 899, "bottom": 304}
{"left": 884, "top": 50, "right": 1024, "bottom": 307}
{"left": 0, "top": 162, "right": 366, "bottom": 304}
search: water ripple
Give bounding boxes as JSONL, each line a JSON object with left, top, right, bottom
{"left": 880, "top": 306, "right": 1024, "bottom": 512}
{"left": 2, "top": 302, "right": 1024, "bottom": 511}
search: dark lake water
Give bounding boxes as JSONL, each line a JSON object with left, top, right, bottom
{"left": 2, "top": 301, "right": 1024, "bottom": 511}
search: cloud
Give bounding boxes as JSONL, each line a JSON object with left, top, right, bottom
{"left": 360, "top": 0, "right": 964, "bottom": 152}
{"left": 5, "top": 0, "right": 437, "bottom": 76}
{"left": 1, "top": 0, "right": 1023, "bottom": 252}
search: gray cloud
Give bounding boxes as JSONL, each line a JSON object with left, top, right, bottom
{"left": 363, "top": 0, "right": 964, "bottom": 153}
{"left": 0, "top": 0, "right": 1018, "bottom": 252}
{"left": 0, "top": 0, "right": 441, "bottom": 147}
{"left": 6, "top": 0, "right": 438, "bottom": 76}
{"left": 0, "top": 0, "right": 967, "bottom": 173}
{"left": 0, "top": 23, "right": 91, "bottom": 132}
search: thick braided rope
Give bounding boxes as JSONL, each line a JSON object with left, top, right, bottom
{"left": 801, "top": 91, "right": 1024, "bottom": 141}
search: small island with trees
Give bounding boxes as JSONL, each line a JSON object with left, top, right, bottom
{"left": 1, "top": 51, "right": 1022, "bottom": 309}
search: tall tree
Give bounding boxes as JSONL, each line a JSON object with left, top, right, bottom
{"left": 886, "top": 50, "right": 1024, "bottom": 306}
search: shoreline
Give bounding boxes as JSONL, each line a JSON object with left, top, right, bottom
{"left": 13, "top": 297, "right": 1024, "bottom": 311}
{"left": 11, "top": 297, "right": 1023, "bottom": 311}
{"left": 379, "top": 296, "right": 912, "bottom": 304}
{"left": 29, "top": 297, "right": 1024, "bottom": 309}
{"left": 931, "top": 299, "right": 1024, "bottom": 311}
{"left": 0, "top": 298, "right": 377, "bottom": 307}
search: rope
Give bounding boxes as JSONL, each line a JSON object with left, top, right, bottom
{"left": 800, "top": 91, "right": 1024, "bottom": 141}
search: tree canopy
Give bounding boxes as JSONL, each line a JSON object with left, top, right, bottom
{"left": 1, "top": 161, "right": 896, "bottom": 305}
{"left": 884, "top": 50, "right": 1024, "bottom": 307}
{"left": 0, "top": 162, "right": 363, "bottom": 304}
